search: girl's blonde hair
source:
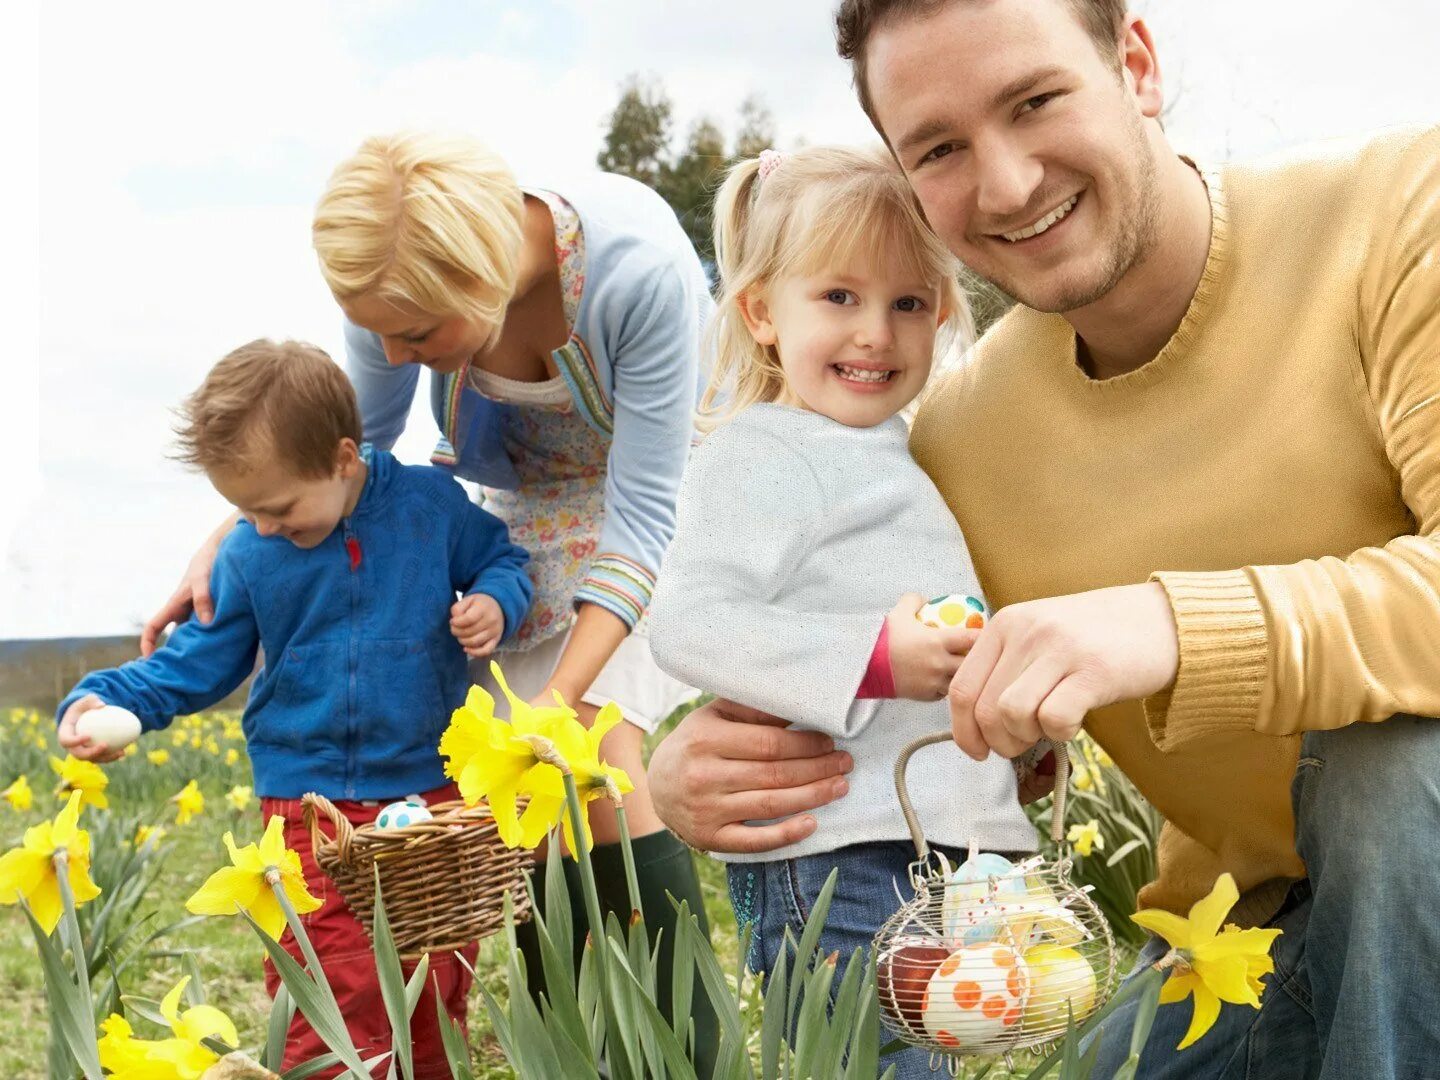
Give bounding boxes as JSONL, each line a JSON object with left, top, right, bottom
{"left": 312, "top": 132, "right": 525, "bottom": 346}
{"left": 700, "top": 145, "right": 970, "bottom": 427}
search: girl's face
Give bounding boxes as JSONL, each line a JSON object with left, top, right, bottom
{"left": 342, "top": 292, "right": 492, "bottom": 375}
{"left": 741, "top": 250, "right": 945, "bottom": 428}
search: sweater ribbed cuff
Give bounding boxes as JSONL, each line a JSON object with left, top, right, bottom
{"left": 575, "top": 553, "right": 656, "bottom": 630}
{"left": 1143, "top": 569, "right": 1268, "bottom": 751}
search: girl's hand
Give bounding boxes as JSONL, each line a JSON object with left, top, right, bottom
{"left": 885, "top": 593, "right": 983, "bottom": 701}
{"left": 57, "top": 694, "right": 126, "bottom": 763}
{"left": 451, "top": 593, "right": 505, "bottom": 658}
{"left": 140, "top": 513, "right": 237, "bottom": 657}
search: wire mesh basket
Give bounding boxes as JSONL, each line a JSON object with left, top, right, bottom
{"left": 874, "top": 735, "right": 1118, "bottom": 1075}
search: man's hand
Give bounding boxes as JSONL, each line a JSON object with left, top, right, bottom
{"left": 57, "top": 694, "right": 126, "bottom": 763}
{"left": 648, "top": 699, "right": 854, "bottom": 854}
{"left": 949, "top": 582, "right": 1179, "bottom": 760}
{"left": 886, "top": 593, "right": 983, "bottom": 700}
{"left": 451, "top": 594, "right": 505, "bottom": 658}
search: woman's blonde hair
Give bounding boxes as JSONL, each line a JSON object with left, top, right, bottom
{"left": 700, "top": 144, "right": 970, "bottom": 427}
{"left": 312, "top": 132, "right": 525, "bottom": 345}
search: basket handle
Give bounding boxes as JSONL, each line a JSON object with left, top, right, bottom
{"left": 893, "top": 733, "right": 1072, "bottom": 863}
{"left": 301, "top": 791, "right": 356, "bottom": 867}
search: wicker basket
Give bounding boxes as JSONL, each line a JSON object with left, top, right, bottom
{"left": 302, "top": 793, "right": 532, "bottom": 959}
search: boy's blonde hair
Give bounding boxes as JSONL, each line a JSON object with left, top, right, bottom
{"left": 173, "top": 340, "right": 362, "bottom": 479}
{"left": 700, "top": 145, "right": 970, "bottom": 427}
{"left": 312, "top": 132, "right": 526, "bottom": 347}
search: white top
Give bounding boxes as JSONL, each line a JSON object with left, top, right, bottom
{"left": 648, "top": 403, "right": 1037, "bottom": 863}
{"left": 469, "top": 368, "right": 574, "bottom": 407}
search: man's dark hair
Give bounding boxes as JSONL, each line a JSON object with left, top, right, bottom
{"left": 836, "top": 0, "right": 1129, "bottom": 131}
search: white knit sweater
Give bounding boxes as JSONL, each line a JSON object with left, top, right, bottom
{"left": 648, "top": 404, "right": 1037, "bottom": 863}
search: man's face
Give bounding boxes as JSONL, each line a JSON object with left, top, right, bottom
{"left": 866, "top": 0, "right": 1162, "bottom": 314}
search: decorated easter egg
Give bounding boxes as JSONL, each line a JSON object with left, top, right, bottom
{"left": 942, "top": 852, "right": 1027, "bottom": 945}
{"left": 917, "top": 594, "right": 988, "bottom": 631}
{"left": 1021, "top": 944, "right": 1097, "bottom": 1032}
{"left": 877, "top": 938, "right": 952, "bottom": 1034}
{"left": 922, "top": 943, "right": 1030, "bottom": 1049}
{"left": 76, "top": 705, "right": 143, "bottom": 750}
{"left": 375, "top": 800, "right": 433, "bottom": 830}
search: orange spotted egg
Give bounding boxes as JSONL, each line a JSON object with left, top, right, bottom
{"left": 921, "top": 943, "right": 1030, "bottom": 1049}
{"left": 917, "top": 594, "right": 988, "bottom": 631}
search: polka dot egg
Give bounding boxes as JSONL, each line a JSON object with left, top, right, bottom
{"left": 922, "top": 943, "right": 1031, "bottom": 1049}
{"left": 918, "top": 594, "right": 988, "bottom": 630}
{"left": 375, "top": 800, "right": 433, "bottom": 830}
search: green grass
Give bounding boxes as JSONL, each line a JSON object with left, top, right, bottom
{"left": 0, "top": 706, "right": 737, "bottom": 1078}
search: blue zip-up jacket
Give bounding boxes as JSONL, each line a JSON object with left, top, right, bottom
{"left": 57, "top": 449, "right": 532, "bottom": 799}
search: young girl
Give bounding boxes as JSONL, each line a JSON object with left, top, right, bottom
{"left": 647, "top": 146, "right": 1038, "bottom": 1080}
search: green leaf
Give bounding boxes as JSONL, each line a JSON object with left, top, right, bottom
{"left": 792, "top": 950, "right": 838, "bottom": 1078}
{"left": 843, "top": 963, "right": 881, "bottom": 1080}
{"left": 21, "top": 897, "right": 103, "bottom": 1080}
{"left": 506, "top": 947, "right": 567, "bottom": 1080}
{"left": 786, "top": 869, "right": 838, "bottom": 1025}
{"left": 1105, "top": 838, "right": 1146, "bottom": 867}
{"left": 816, "top": 948, "right": 865, "bottom": 1080}
{"left": 441, "top": 983, "right": 480, "bottom": 1080}
{"left": 671, "top": 899, "right": 696, "bottom": 1054}
{"left": 544, "top": 845, "right": 576, "bottom": 987}
{"left": 1126, "top": 968, "right": 1164, "bottom": 1062}
{"left": 182, "top": 952, "right": 208, "bottom": 1005}
{"left": 279, "top": 1053, "right": 343, "bottom": 1079}
{"left": 265, "top": 982, "right": 295, "bottom": 1070}
{"left": 369, "top": 870, "right": 415, "bottom": 1080}
{"left": 678, "top": 903, "right": 749, "bottom": 1053}
{"left": 238, "top": 908, "right": 369, "bottom": 1077}
{"left": 607, "top": 946, "right": 701, "bottom": 1080}
{"left": 760, "top": 944, "right": 789, "bottom": 1078}
{"left": 404, "top": 953, "right": 431, "bottom": 1022}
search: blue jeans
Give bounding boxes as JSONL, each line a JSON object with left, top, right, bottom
{"left": 1090, "top": 715, "right": 1440, "bottom": 1079}
{"left": 729, "top": 840, "right": 992, "bottom": 1080}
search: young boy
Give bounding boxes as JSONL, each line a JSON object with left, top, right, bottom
{"left": 56, "top": 338, "right": 532, "bottom": 1079}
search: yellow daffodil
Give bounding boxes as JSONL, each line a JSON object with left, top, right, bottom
{"left": 439, "top": 675, "right": 572, "bottom": 850}
{"left": 97, "top": 976, "right": 240, "bottom": 1078}
{"left": 203, "top": 738, "right": 220, "bottom": 756}
{"left": 186, "top": 814, "right": 321, "bottom": 940}
{"left": 224, "top": 748, "right": 240, "bottom": 767}
{"left": 545, "top": 697, "right": 635, "bottom": 856}
{"left": 147, "top": 749, "right": 171, "bottom": 766}
{"left": 33, "top": 732, "right": 49, "bottom": 751}
{"left": 50, "top": 754, "right": 109, "bottom": 810}
{"left": 135, "top": 824, "right": 166, "bottom": 847}
{"left": 224, "top": 785, "right": 253, "bottom": 813}
{"left": 1131, "top": 873, "right": 1283, "bottom": 1049}
{"left": 170, "top": 730, "right": 187, "bottom": 748}
{"left": 171, "top": 780, "right": 204, "bottom": 825}
{"left": 3, "top": 775, "right": 33, "bottom": 811}
{"left": 96, "top": 1013, "right": 154, "bottom": 1076}
{"left": 0, "top": 791, "right": 102, "bottom": 933}
{"left": 1067, "top": 819, "right": 1105, "bottom": 857}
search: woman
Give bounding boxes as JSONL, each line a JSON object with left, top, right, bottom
{"left": 144, "top": 131, "right": 716, "bottom": 1064}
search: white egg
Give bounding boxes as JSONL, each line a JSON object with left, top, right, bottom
{"left": 76, "top": 705, "right": 143, "bottom": 749}
{"left": 922, "top": 943, "right": 1030, "bottom": 1050}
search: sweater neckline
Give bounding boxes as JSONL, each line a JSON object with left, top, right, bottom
{"left": 1055, "top": 163, "right": 1230, "bottom": 394}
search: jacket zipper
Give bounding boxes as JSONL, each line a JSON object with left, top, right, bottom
{"left": 342, "top": 516, "right": 360, "bottom": 798}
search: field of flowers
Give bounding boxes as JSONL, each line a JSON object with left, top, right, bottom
{"left": 0, "top": 704, "right": 740, "bottom": 1078}
{"left": 3, "top": 694, "right": 1210, "bottom": 1079}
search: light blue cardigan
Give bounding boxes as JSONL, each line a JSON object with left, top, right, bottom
{"left": 344, "top": 172, "right": 712, "bottom": 628}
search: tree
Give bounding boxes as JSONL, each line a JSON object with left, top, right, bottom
{"left": 732, "top": 94, "right": 775, "bottom": 160}
{"left": 595, "top": 75, "right": 673, "bottom": 189}
{"left": 658, "top": 118, "right": 728, "bottom": 262}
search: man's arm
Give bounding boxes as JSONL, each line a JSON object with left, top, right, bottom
{"left": 647, "top": 699, "right": 854, "bottom": 854}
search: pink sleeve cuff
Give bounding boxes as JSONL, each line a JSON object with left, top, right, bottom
{"left": 856, "top": 618, "right": 896, "bottom": 699}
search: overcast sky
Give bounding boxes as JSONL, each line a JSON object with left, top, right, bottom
{"left": 5, "top": 0, "right": 1439, "bottom": 639}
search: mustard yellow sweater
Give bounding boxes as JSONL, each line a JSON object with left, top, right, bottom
{"left": 910, "top": 125, "right": 1440, "bottom": 922}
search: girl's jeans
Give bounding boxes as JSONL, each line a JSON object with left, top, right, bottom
{"left": 728, "top": 839, "right": 1022, "bottom": 1080}
{"left": 1089, "top": 715, "right": 1440, "bottom": 1079}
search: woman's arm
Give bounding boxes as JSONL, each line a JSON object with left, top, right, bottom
{"left": 139, "top": 510, "right": 242, "bottom": 657}
{"left": 538, "top": 601, "right": 631, "bottom": 706}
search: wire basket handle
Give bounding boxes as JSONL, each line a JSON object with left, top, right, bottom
{"left": 893, "top": 734, "right": 1072, "bottom": 863}
{"left": 302, "top": 791, "right": 356, "bottom": 867}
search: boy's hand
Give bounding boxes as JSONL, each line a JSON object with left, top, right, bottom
{"left": 57, "top": 695, "right": 126, "bottom": 763}
{"left": 886, "top": 593, "right": 983, "bottom": 701}
{"left": 451, "top": 594, "right": 505, "bottom": 658}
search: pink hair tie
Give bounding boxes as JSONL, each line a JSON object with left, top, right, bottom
{"left": 758, "top": 148, "right": 785, "bottom": 182}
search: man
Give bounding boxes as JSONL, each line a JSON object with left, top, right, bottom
{"left": 648, "top": 1, "right": 1440, "bottom": 1076}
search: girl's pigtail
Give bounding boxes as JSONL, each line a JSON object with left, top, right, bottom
{"left": 700, "top": 157, "right": 769, "bottom": 427}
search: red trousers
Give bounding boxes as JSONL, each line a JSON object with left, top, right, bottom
{"left": 261, "top": 784, "right": 479, "bottom": 1080}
